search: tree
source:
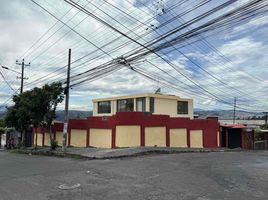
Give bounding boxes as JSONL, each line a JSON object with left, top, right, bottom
{"left": 0, "top": 119, "right": 4, "bottom": 127}
{"left": 5, "top": 91, "right": 33, "bottom": 147}
{"left": 4, "top": 82, "right": 64, "bottom": 148}
{"left": 40, "top": 82, "right": 64, "bottom": 148}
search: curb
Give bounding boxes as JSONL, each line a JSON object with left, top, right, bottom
{"left": 7, "top": 148, "right": 229, "bottom": 160}
{"left": 8, "top": 149, "right": 85, "bottom": 159}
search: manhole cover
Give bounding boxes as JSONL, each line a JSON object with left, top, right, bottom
{"left": 58, "top": 183, "right": 81, "bottom": 190}
{"left": 86, "top": 170, "right": 100, "bottom": 176}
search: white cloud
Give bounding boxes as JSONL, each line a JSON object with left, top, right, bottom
{"left": 230, "top": 15, "right": 268, "bottom": 37}
{"left": 1, "top": 0, "right": 268, "bottom": 112}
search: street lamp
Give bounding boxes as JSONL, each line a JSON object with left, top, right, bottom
{"left": 1, "top": 65, "right": 21, "bottom": 75}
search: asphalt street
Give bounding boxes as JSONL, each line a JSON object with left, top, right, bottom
{"left": 0, "top": 151, "right": 267, "bottom": 200}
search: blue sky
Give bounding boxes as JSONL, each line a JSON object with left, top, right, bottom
{"left": 0, "top": 0, "right": 268, "bottom": 112}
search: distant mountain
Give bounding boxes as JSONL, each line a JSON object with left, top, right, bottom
{"left": 56, "top": 109, "right": 262, "bottom": 120}
{"left": 194, "top": 109, "right": 263, "bottom": 119}
{"left": 0, "top": 108, "right": 264, "bottom": 121}
{"left": 0, "top": 109, "right": 92, "bottom": 121}
{"left": 55, "top": 110, "right": 92, "bottom": 121}
{"left": 193, "top": 108, "right": 205, "bottom": 112}
{"left": 0, "top": 106, "right": 7, "bottom": 119}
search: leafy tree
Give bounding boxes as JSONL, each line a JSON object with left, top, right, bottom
{"left": 4, "top": 82, "right": 64, "bottom": 148}
{"left": 0, "top": 119, "right": 4, "bottom": 127}
{"left": 5, "top": 91, "right": 33, "bottom": 147}
{"left": 40, "top": 82, "right": 64, "bottom": 147}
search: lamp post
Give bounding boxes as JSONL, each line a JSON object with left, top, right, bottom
{"left": 1, "top": 64, "right": 29, "bottom": 94}
{"left": 1, "top": 65, "right": 21, "bottom": 74}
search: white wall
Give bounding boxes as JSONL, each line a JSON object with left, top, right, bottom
{"left": 93, "top": 94, "right": 193, "bottom": 119}
{"left": 154, "top": 98, "right": 193, "bottom": 118}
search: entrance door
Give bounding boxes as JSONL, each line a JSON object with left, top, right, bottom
{"left": 221, "top": 128, "right": 226, "bottom": 147}
{"left": 228, "top": 128, "right": 241, "bottom": 149}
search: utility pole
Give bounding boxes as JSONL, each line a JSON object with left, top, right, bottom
{"left": 15, "top": 59, "right": 30, "bottom": 146}
{"left": 62, "top": 49, "right": 71, "bottom": 152}
{"left": 16, "top": 59, "right": 30, "bottom": 94}
{"left": 233, "top": 97, "right": 237, "bottom": 124}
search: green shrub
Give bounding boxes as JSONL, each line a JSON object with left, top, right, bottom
{"left": 51, "top": 140, "right": 58, "bottom": 150}
{"left": 254, "top": 130, "right": 265, "bottom": 141}
{"left": 260, "top": 124, "right": 268, "bottom": 130}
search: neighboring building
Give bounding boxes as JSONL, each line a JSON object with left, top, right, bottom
{"left": 93, "top": 93, "right": 194, "bottom": 119}
{"left": 220, "top": 124, "right": 254, "bottom": 149}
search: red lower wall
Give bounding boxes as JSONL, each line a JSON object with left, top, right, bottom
{"left": 33, "top": 112, "right": 220, "bottom": 148}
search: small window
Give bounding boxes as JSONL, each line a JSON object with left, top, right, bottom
{"left": 98, "top": 101, "right": 111, "bottom": 114}
{"left": 177, "top": 101, "right": 188, "bottom": 114}
{"left": 150, "top": 97, "right": 154, "bottom": 113}
{"left": 117, "top": 99, "right": 134, "bottom": 112}
{"left": 136, "top": 97, "right": 146, "bottom": 112}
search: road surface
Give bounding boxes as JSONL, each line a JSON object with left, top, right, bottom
{"left": 0, "top": 151, "right": 267, "bottom": 200}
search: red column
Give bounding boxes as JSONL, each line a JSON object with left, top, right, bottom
{"left": 166, "top": 127, "right": 170, "bottom": 147}
{"left": 112, "top": 128, "right": 116, "bottom": 148}
{"left": 140, "top": 125, "right": 145, "bottom": 146}
{"left": 187, "top": 129, "right": 190, "bottom": 148}
{"left": 202, "top": 129, "right": 205, "bottom": 148}
{"left": 68, "top": 129, "right": 71, "bottom": 146}
{"left": 86, "top": 129, "right": 90, "bottom": 147}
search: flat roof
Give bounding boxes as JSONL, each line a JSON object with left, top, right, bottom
{"left": 92, "top": 93, "right": 192, "bottom": 102}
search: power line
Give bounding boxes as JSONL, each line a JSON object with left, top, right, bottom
{"left": 30, "top": 0, "right": 113, "bottom": 59}
{"left": 25, "top": 0, "right": 268, "bottom": 112}
{"left": 25, "top": 0, "right": 199, "bottom": 87}
{"left": 0, "top": 69, "right": 18, "bottom": 93}
{"left": 102, "top": 0, "right": 252, "bottom": 99}
{"left": 68, "top": 0, "right": 266, "bottom": 108}
{"left": 20, "top": 0, "right": 82, "bottom": 60}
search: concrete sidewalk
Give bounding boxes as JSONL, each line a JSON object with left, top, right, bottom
{"left": 6, "top": 146, "right": 228, "bottom": 159}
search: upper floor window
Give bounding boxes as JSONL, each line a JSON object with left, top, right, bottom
{"left": 136, "top": 97, "right": 146, "bottom": 112}
{"left": 177, "top": 101, "right": 188, "bottom": 114}
{"left": 117, "top": 98, "right": 134, "bottom": 112}
{"left": 150, "top": 97, "right": 154, "bottom": 113}
{"left": 98, "top": 101, "right": 111, "bottom": 114}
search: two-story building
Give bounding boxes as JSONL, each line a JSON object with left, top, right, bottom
{"left": 93, "top": 93, "right": 193, "bottom": 118}
{"left": 33, "top": 93, "right": 220, "bottom": 149}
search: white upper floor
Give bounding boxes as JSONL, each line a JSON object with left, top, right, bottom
{"left": 92, "top": 93, "right": 194, "bottom": 119}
